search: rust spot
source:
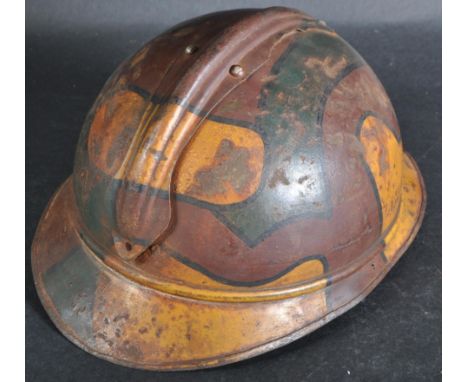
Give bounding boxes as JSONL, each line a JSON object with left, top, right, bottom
{"left": 155, "top": 327, "right": 163, "bottom": 338}
{"left": 261, "top": 74, "right": 278, "bottom": 83}
{"left": 217, "top": 99, "right": 243, "bottom": 113}
{"left": 135, "top": 250, "right": 151, "bottom": 264}
{"left": 276, "top": 91, "right": 286, "bottom": 101}
{"left": 165, "top": 344, "right": 176, "bottom": 358}
{"left": 151, "top": 305, "right": 159, "bottom": 315}
{"left": 325, "top": 133, "right": 344, "bottom": 146}
{"left": 120, "top": 341, "right": 143, "bottom": 360}
{"left": 185, "top": 323, "right": 192, "bottom": 341}
{"left": 95, "top": 332, "right": 113, "bottom": 348}
{"left": 257, "top": 109, "right": 271, "bottom": 116}
{"left": 361, "top": 124, "right": 390, "bottom": 175}
{"left": 131, "top": 66, "right": 142, "bottom": 80}
{"left": 187, "top": 139, "right": 256, "bottom": 197}
{"left": 281, "top": 111, "right": 306, "bottom": 137}
{"left": 378, "top": 149, "right": 389, "bottom": 174}
{"left": 113, "top": 312, "right": 129, "bottom": 322}
{"left": 298, "top": 175, "right": 309, "bottom": 184}
{"left": 269, "top": 168, "right": 290, "bottom": 188}
{"left": 219, "top": 236, "right": 239, "bottom": 257}
{"left": 307, "top": 136, "right": 320, "bottom": 147}
{"left": 138, "top": 327, "right": 148, "bottom": 334}
{"left": 305, "top": 56, "right": 347, "bottom": 78}
{"left": 76, "top": 305, "right": 86, "bottom": 314}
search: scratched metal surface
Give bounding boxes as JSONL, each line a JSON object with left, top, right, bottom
{"left": 26, "top": 1, "right": 441, "bottom": 381}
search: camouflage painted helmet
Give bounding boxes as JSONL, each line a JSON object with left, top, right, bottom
{"left": 32, "top": 7, "right": 425, "bottom": 370}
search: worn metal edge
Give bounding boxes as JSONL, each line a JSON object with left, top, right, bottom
{"left": 30, "top": 152, "right": 426, "bottom": 371}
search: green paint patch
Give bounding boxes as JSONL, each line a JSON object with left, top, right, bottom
{"left": 43, "top": 248, "right": 99, "bottom": 341}
{"left": 211, "top": 30, "right": 365, "bottom": 245}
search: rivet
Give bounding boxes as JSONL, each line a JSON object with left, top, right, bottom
{"left": 185, "top": 45, "right": 198, "bottom": 55}
{"left": 229, "top": 64, "right": 244, "bottom": 78}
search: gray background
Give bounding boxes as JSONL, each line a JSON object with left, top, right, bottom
{"left": 28, "top": 0, "right": 440, "bottom": 29}
{"left": 26, "top": 1, "right": 441, "bottom": 381}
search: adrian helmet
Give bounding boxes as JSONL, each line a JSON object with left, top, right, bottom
{"left": 32, "top": 7, "right": 425, "bottom": 370}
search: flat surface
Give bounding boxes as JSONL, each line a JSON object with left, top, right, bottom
{"left": 26, "top": 1, "right": 441, "bottom": 381}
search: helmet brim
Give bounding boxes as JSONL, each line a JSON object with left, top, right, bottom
{"left": 31, "top": 153, "right": 425, "bottom": 371}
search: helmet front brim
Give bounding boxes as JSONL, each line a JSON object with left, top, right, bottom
{"left": 31, "top": 152, "right": 425, "bottom": 371}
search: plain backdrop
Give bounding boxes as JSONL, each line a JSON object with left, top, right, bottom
{"left": 26, "top": 1, "right": 441, "bottom": 381}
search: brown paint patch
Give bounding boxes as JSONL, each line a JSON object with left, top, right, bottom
{"left": 130, "top": 45, "right": 150, "bottom": 68}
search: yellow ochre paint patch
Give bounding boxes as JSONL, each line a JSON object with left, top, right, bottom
{"left": 383, "top": 155, "right": 423, "bottom": 261}
{"left": 88, "top": 90, "right": 148, "bottom": 175}
{"left": 139, "top": 245, "right": 326, "bottom": 291}
{"left": 89, "top": 98, "right": 264, "bottom": 205}
{"left": 91, "top": 269, "right": 328, "bottom": 366}
{"left": 360, "top": 116, "right": 403, "bottom": 232}
{"left": 173, "top": 118, "right": 264, "bottom": 204}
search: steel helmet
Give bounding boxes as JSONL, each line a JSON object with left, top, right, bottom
{"left": 32, "top": 7, "right": 425, "bottom": 370}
